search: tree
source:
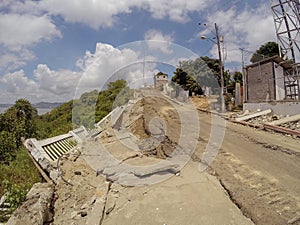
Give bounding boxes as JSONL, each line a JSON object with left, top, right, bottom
{"left": 95, "top": 79, "right": 132, "bottom": 123}
{"left": 179, "top": 57, "right": 231, "bottom": 90}
{"left": 171, "top": 68, "right": 203, "bottom": 95}
{"left": 0, "top": 99, "right": 37, "bottom": 148}
{"left": 250, "top": 42, "right": 279, "bottom": 63}
{"left": 233, "top": 71, "right": 243, "bottom": 85}
{"left": 0, "top": 131, "right": 17, "bottom": 164}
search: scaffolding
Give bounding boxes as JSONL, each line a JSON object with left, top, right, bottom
{"left": 271, "top": 0, "right": 300, "bottom": 100}
{"left": 270, "top": 0, "right": 300, "bottom": 62}
{"left": 284, "top": 65, "right": 299, "bottom": 99}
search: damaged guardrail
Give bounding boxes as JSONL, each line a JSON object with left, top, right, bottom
{"left": 263, "top": 123, "right": 300, "bottom": 137}
{"left": 231, "top": 109, "right": 300, "bottom": 137}
{"left": 23, "top": 126, "right": 90, "bottom": 174}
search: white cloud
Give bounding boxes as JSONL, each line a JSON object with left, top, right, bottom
{"left": 144, "top": 29, "right": 174, "bottom": 54}
{"left": 39, "top": 0, "right": 217, "bottom": 29}
{"left": 0, "top": 0, "right": 217, "bottom": 73}
{"left": 0, "top": 13, "right": 61, "bottom": 73}
{"left": 144, "top": 0, "right": 214, "bottom": 23}
{"left": 0, "top": 40, "right": 200, "bottom": 103}
{"left": 0, "top": 49, "right": 35, "bottom": 72}
{"left": 0, "top": 13, "right": 61, "bottom": 48}
{"left": 0, "top": 65, "right": 81, "bottom": 103}
{"left": 0, "top": 70, "right": 39, "bottom": 102}
{"left": 144, "top": 29, "right": 174, "bottom": 42}
{"left": 34, "top": 64, "right": 81, "bottom": 96}
{"left": 4, "top": 0, "right": 42, "bottom": 15}
{"left": 0, "top": 70, "right": 37, "bottom": 93}
{"left": 201, "top": 3, "right": 276, "bottom": 64}
{"left": 40, "top": 0, "right": 143, "bottom": 30}
{"left": 76, "top": 43, "right": 142, "bottom": 96}
{"left": 0, "top": 43, "right": 157, "bottom": 103}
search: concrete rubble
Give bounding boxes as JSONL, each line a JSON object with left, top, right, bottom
{"left": 232, "top": 108, "right": 300, "bottom": 138}
{"left": 13, "top": 93, "right": 257, "bottom": 225}
{"left": 6, "top": 183, "right": 54, "bottom": 225}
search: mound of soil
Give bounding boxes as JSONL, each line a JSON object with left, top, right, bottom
{"left": 128, "top": 97, "right": 181, "bottom": 159}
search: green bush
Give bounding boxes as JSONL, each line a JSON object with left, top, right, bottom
{"left": 0, "top": 131, "right": 17, "bottom": 164}
{"left": 2, "top": 180, "right": 29, "bottom": 210}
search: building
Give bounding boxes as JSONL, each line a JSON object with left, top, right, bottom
{"left": 154, "top": 72, "right": 168, "bottom": 90}
{"left": 243, "top": 55, "right": 300, "bottom": 115}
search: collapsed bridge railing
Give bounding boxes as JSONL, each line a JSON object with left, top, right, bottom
{"left": 23, "top": 125, "right": 102, "bottom": 172}
{"left": 23, "top": 106, "right": 126, "bottom": 176}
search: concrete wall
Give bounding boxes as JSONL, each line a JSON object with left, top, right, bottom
{"left": 244, "top": 101, "right": 300, "bottom": 116}
{"left": 246, "top": 61, "right": 275, "bottom": 102}
{"left": 274, "top": 64, "right": 285, "bottom": 100}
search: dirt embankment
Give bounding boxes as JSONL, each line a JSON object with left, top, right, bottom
{"left": 11, "top": 95, "right": 300, "bottom": 225}
{"left": 129, "top": 96, "right": 181, "bottom": 159}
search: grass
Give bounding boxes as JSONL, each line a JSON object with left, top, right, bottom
{"left": 0, "top": 147, "right": 44, "bottom": 221}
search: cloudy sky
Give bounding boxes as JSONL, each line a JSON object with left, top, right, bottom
{"left": 0, "top": 0, "right": 277, "bottom": 103}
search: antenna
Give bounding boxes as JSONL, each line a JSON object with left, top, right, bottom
{"left": 270, "top": 0, "right": 300, "bottom": 63}
{"left": 270, "top": 0, "right": 300, "bottom": 100}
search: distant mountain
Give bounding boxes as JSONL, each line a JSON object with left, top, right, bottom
{"left": 32, "top": 102, "right": 63, "bottom": 109}
{"left": 0, "top": 102, "right": 63, "bottom": 109}
{"left": 0, "top": 103, "right": 13, "bottom": 108}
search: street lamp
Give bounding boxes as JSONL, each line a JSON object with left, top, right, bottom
{"left": 201, "top": 23, "right": 225, "bottom": 113}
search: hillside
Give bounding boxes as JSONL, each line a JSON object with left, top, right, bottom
{"left": 0, "top": 79, "right": 132, "bottom": 222}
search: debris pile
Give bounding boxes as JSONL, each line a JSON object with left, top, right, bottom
{"left": 128, "top": 97, "right": 180, "bottom": 158}
{"left": 246, "top": 114, "right": 282, "bottom": 125}
{"left": 7, "top": 183, "right": 54, "bottom": 225}
{"left": 190, "top": 96, "right": 210, "bottom": 110}
{"left": 233, "top": 109, "right": 300, "bottom": 138}
{"left": 279, "top": 120, "right": 300, "bottom": 130}
{"left": 50, "top": 155, "right": 108, "bottom": 225}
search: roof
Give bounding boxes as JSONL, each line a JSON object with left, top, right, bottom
{"left": 156, "top": 73, "right": 168, "bottom": 77}
{"left": 245, "top": 55, "right": 293, "bottom": 70}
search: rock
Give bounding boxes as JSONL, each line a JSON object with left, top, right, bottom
{"left": 105, "top": 131, "right": 113, "bottom": 138}
{"left": 80, "top": 211, "right": 87, "bottom": 217}
{"left": 80, "top": 203, "right": 88, "bottom": 210}
{"left": 70, "top": 211, "right": 78, "bottom": 219}
{"left": 288, "top": 215, "right": 300, "bottom": 224}
{"left": 6, "top": 183, "right": 54, "bottom": 225}
{"left": 105, "top": 201, "right": 116, "bottom": 215}
{"left": 64, "top": 192, "right": 71, "bottom": 201}
{"left": 74, "top": 171, "right": 82, "bottom": 175}
{"left": 50, "top": 170, "right": 59, "bottom": 182}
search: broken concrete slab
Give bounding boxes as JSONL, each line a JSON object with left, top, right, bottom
{"left": 102, "top": 162, "right": 254, "bottom": 225}
{"left": 85, "top": 182, "right": 110, "bottom": 225}
{"left": 267, "top": 114, "right": 300, "bottom": 126}
{"left": 99, "top": 161, "right": 180, "bottom": 180}
{"left": 7, "top": 183, "right": 54, "bottom": 225}
{"left": 235, "top": 109, "right": 272, "bottom": 122}
{"left": 133, "top": 164, "right": 180, "bottom": 177}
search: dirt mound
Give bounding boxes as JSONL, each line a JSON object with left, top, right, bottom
{"left": 190, "top": 96, "right": 210, "bottom": 110}
{"left": 138, "top": 135, "right": 178, "bottom": 159}
{"left": 51, "top": 154, "right": 107, "bottom": 225}
{"left": 128, "top": 97, "right": 181, "bottom": 159}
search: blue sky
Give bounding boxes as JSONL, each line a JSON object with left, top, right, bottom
{"left": 0, "top": 0, "right": 277, "bottom": 103}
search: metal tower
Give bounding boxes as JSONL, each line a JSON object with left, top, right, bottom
{"left": 271, "top": 0, "right": 300, "bottom": 100}
{"left": 271, "top": 0, "right": 300, "bottom": 63}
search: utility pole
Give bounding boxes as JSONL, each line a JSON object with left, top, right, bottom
{"left": 215, "top": 23, "right": 225, "bottom": 112}
{"left": 200, "top": 22, "right": 226, "bottom": 112}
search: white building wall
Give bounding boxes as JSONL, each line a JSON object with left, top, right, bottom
{"left": 274, "top": 64, "right": 285, "bottom": 100}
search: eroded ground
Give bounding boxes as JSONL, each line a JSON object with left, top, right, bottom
{"left": 45, "top": 95, "right": 300, "bottom": 225}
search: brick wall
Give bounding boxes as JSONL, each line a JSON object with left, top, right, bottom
{"left": 246, "top": 61, "right": 275, "bottom": 102}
